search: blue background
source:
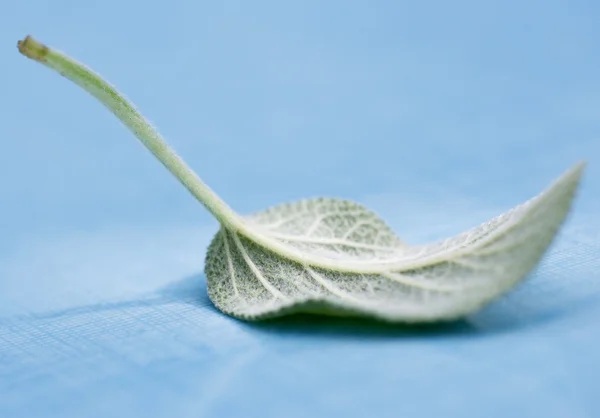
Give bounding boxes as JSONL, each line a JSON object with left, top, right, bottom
{"left": 1, "top": 1, "right": 599, "bottom": 417}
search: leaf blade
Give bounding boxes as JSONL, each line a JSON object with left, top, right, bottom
{"left": 206, "top": 163, "right": 584, "bottom": 322}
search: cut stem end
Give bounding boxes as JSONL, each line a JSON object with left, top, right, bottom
{"left": 17, "top": 36, "right": 49, "bottom": 62}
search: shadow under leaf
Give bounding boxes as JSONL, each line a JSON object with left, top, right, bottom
{"left": 157, "top": 274, "right": 479, "bottom": 338}
{"left": 159, "top": 273, "right": 596, "bottom": 338}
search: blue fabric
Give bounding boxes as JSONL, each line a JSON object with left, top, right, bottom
{"left": 2, "top": 1, "right": 600, "bottom": 417}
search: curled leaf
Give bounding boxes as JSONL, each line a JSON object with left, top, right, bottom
{"left": 206, "top": 164, "right": 583, "bottom": 322}
{"left": 18, "top": 35, "right": 586, "bottom": 323}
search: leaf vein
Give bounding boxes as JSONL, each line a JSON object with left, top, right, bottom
{"left": 231, "top": 232, "right": 288, "bottom": 301}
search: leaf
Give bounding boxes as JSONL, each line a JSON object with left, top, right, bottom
{"left": 205, "top": 163, "right": 584, "bottom": 322}
{"left": 18, "top": 36, "right": 587, "bottom": 323}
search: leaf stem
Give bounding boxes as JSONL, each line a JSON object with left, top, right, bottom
{"left": 17, "top": 35, "right": 244, "bottom": 231}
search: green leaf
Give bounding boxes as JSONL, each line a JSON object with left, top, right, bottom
{"left": 17, "top": 35, "right": 586, "bottom": 323}
{"left": 206, "top": 165, "right": 583, "bottom": 321}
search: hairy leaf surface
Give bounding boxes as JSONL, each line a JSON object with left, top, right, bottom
{"left": 206, "top": 164, "right": 583, "bottom": 322}
{"left": 17, "top": 36, "right": 586, "bottom": 323}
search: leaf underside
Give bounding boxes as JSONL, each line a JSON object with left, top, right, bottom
{"left": 205, "top": 164, "right": 584, "bottom": 323}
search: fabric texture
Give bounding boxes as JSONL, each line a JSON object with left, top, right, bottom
{"left": 1, "top": 2, "right": 599, "bottom": 417}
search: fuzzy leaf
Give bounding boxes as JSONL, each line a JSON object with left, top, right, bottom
{"left": 206, "top": 163, "right": 584, "bottom": 322}
{"left": 17, "top": 36, "right": 586, "bottom": 324}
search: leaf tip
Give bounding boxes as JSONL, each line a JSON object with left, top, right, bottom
{"left": 570, "top": 160, "right": 587, "bottom": 175}
{"left": 547, "top": 161, "right": 587, "bottom": 196}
